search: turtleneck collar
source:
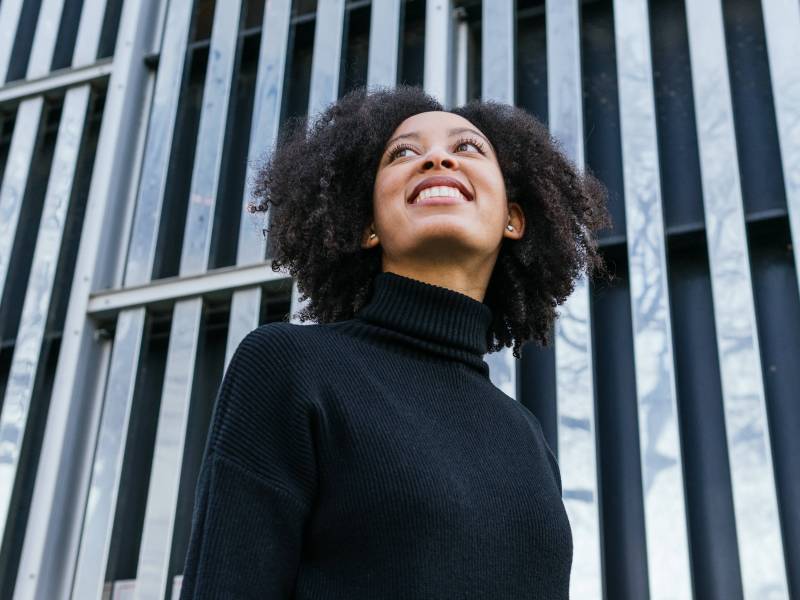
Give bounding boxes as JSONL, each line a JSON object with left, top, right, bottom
{"left": 352, "top": 271, "right": 493, "bottom": 373}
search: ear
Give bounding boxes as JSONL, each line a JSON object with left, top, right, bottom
{"left": 505, "top": 202, "right": 525, "bottom": 239}
{"left": 361, "top": 223, "right": 379, "bottom": 249}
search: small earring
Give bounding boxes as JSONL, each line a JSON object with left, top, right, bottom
{"left": 506, "top": 224, "right": 514, "bottom": 231}
{"left": 369, "top": 233, "right": 377, "bottom": 239}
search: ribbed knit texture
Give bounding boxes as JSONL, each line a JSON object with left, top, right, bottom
{"left": 179, "top": 271, "right": 573, "bottom": 599}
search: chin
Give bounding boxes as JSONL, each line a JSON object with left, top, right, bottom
{"left": 410, "top": 229, "right": 484, "bottom": 253}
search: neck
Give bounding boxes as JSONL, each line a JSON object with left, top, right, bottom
{"left": 379, "top": 262, "right": 492, "bottom": 304}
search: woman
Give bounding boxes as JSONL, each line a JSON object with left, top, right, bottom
{"left": 179, "top": 84, "right": 611, "bottom": 599}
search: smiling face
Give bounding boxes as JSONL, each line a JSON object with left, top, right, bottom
{"left": 362, "top": 111, "right": 525, "bottom": 281}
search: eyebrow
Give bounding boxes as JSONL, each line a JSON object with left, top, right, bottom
{"left": 384, "top": 127, "right": 495, "bottom": 155}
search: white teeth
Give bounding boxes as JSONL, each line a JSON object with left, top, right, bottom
{"left": 414, "top": 186, "right": 466, "bottom": 203}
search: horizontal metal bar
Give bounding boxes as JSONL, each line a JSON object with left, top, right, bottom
{"left": 86, "top": 262, "right": 288, "bottom": 319}
{"left": 0, "top": 59, "right": 113, "bottom": 106}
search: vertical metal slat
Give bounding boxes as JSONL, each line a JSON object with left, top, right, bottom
{"left": 0, "top": 0, "right": 26, "bottom": 83}
{"left": 366, "top": 0, "right": 402, "bottom": 88}
{"left": 289, "top": 0, "right": 347, "bottom": 325}
{"left": 133, "top": 1, "right": 244, "bottom": 597}
{"left": 545, "top": 1, "right": 603, "bottom": 597}
{"left": 306, "top": 0, "right": 347, "bottom": 120}
{"left": 423, "top": 0, "right": 453, "bottom": 106}
{"left": 480, "top": 0, "right": 517, "bottom": 400}
{"left": 71, "top": 0, "right": 108, "bottom": 67}
{"left": 761, "top": 0, "right": 800, "bottom": 305}
{"left": 0, "top": 99, "right": 43, "bottom": 299}
{"left": 25, "top": 0, "right": 68, "bottom": 80}
{"left": 613, "top": 0, "right": 693, "bottom": 597}
{"left": 684, "top": 1, "right": 790, "bottom": 597}
{"left": 482, "top": 0, "right": 514, "bottom": 103}
{"left": 226, "top": 0, "right": 293, "bottom": 367}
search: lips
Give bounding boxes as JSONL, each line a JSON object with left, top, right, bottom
{"left": 408, "top": 175, "right": 474, "bottom": 204}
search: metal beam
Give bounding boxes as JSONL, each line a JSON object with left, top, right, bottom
{"left": 0, "top": 0, "right": 26, "bottom": 84}
{"left": 8, "top": 0, "right": 132, "bottom": 595}
{"left": 68, "top": 0, "right": 195, "bottom": 596}
{"left": 0, "top": 59, "right": 113, "bottom": 106}
{"left": 761, "top": 0, "right": 800, "bottom": 307}
{"left": 0, "top": 99, "right": 43, "bottom": 299}
{"left": 366, "top": 0, "right": 402, "bottom": 88}
{"left": 133, "top": 0, "right": 244, "bottom": 596}
{"left": 546, "top": 2, "right": 603, "bottom": 597}
{"left": 480, "top": 0, "right": 517, "bottom": 399}
{"left": 226, "top": 0, "right": 293, "bottom": 368}
{"left": 482, "top": 0, "right": 514, "bottom": 104}
{"left": 88, "top": 262, "right": 286, "bottom": 320}
{"left": 306, "top": 0, "right": 347, "bottom": 119}
{"left": 26, "top": 0, "right": 68, "bottom": 80}
{"left": 613, "top": 0, "right": 692, "bottom": 597}
{"left": 423, "top": 0, "right": 454, "bottom": 106}
{"left": 290, "top": 0, "right": 347, "bottom": 325}
{"left": 684, "top": 1, "right": 790, "bottom": 597}
{"left": 1, "top": 83, "right": 92, "bottom": 587}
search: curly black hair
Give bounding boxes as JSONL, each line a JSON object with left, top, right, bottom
{"left": 250, "top": 84, "right": 612, "bottom": 358}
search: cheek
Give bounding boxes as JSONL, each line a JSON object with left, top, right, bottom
{"left": 474, "top": 169, "right": 507, "bottom": 203}
{"left": 373, "top": 171, "right": 406, "bottom": 210}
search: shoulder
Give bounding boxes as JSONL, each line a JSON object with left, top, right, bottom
{"left": 208, "top": 322, "right": 320, "bottom": 464}
{"left": 228, "top": 321, "right": 324, "bottom": 373}
{"left": 233, "top": 321, "right": 302, "bottom": 359}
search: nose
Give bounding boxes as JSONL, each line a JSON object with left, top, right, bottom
{"left": 421, "top": 146, "right": 459, "bottom": 171}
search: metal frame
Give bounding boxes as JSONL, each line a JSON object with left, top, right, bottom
{"left": 0, "top": 1, "right": 796, "bottom": 598}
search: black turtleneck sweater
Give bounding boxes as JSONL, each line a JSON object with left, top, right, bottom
{"left": 179, "top": 271, "right": 573, "bottom": 599}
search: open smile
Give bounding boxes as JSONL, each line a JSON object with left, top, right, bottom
{"left": 411, "top": 186, "right": 470, "bottom": 206}
{"left": 408, "top": 175, "right": 474, "bottom": 205}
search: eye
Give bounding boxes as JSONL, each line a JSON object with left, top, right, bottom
{"left": 454, "top": 137, "right": 486, "bottom": 154}
{"left": 387, "top": 144, "right": 418, "bottom": 161}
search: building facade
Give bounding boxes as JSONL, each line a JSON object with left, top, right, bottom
{"left": 0, "top": 0, "right": 798, "bottom": 598}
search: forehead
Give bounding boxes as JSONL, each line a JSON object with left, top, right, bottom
{"left": 390, "top": 111, "right": 481, "bottom": 137}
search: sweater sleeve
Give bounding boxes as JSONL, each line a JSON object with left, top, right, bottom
{"left": 179, "top": 324, "right": 318, "bottom": 599}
